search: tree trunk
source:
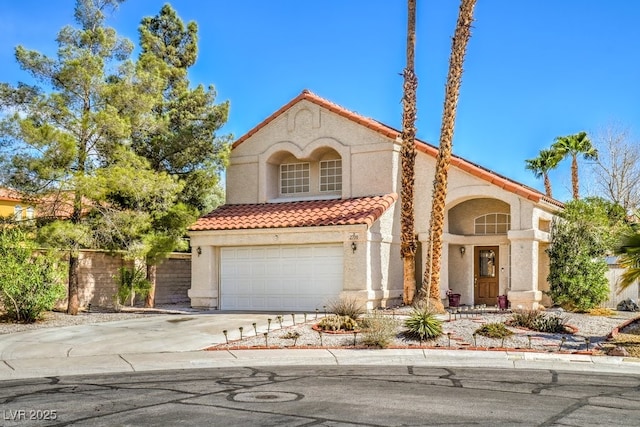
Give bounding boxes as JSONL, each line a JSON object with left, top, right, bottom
{"left": 145, "top": 262, "right": 157, "bottom": 308}
{"left": 401, "top": 0, "right": 418, "bottom": 305}
{"left": 67, "top": 253, "right": 80, "bottom": 315}
{"left": 421, "top": 0, "right": 477, "bottom": 312}
{"left": 543, "top": 172, "right": 552, "bottom": 197}
{"left": 571, "top": 154, "right": 579, "bottom": 199}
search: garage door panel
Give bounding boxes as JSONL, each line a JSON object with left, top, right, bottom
{"left": 220, "top": 244, "right": 343, "bottom": 311}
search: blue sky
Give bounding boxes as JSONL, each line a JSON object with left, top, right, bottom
{"left": 1, "top": 1, "right": 639, "bottom": 202}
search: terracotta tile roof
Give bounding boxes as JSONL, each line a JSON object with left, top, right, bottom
{"left": 190, "top": 193, "right": 398, "bottom": 231}
{"left": 232, "top": 90, "right": 563, "bottom": 209}
{"left": 0, "top": 188, "right": 25, "bottom": 202}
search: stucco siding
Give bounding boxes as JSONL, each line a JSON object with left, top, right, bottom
{"left": 226, "top": 162, "right": 259, "bottom": 204}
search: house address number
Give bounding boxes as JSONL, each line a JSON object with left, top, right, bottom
{"left": 348, "top": 233, "right": 359, "bottom": 241}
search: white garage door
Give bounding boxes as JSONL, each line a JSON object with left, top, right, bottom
{"left": 220, "top": 244, "right": 343, "bottom": 311}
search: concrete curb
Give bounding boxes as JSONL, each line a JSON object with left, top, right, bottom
{"left": 2, "top": 348, "right": 640, "bottom": 381}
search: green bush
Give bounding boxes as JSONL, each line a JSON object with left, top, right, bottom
{"left": 317, "top": 314, "right": 359, "bottom": 331}
{"left": 115, "top": 265, "right": 151, "bottom": 306}
{"left": 546, "top": 199, "right": 615, "bottom": 312}
{"left": 0, "top": 228, "right": 65, "bottom": 323}
{"left": 403, "top": 305, "right": 443, "bottom": 341}
{"left": 360, "top": 311, "right": 399, "bottom": 348}
{"left": 475, "top": 322, "right": 513, "bottom": 339}
{"left": 326, "top": 296, "right": 366, "bottom": 320}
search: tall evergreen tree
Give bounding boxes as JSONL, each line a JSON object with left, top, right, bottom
{"left": 132, "top": 5, "right": 231, "bottom": 306}
{"left": 0, "top": 0, "right": 175, "bottom": 314}
{"left": 134, "top": 4, "right": 230, "bottom": 213}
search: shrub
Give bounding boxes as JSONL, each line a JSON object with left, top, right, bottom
{"left": 546, "top": 200, "right": 614, "bottom": 312}
{"left": 403, "top": 304, "right": 443, "bottom": 341}
{"left": 508, "top": 309, "right": 568, "bottom": 333}
{"left": 532, "top": 314, "right": 568, "bottom": 333}
{"left": 0, "top": 228, "right": 65, "bottom": 323}
{"left": 509, "top": 309, "right": 545, "bottom": 329}
{"left": 326, "top": 296, "right": 366, "bottom": 320}
{"left": 317, "top": 314, "right": 359, "bottom": 331}
{"left": 360, "top": 311, "right": 399, "bottom": 348}
{"left": 475, "top": 322, "right": 513, "bottom": 339}
{"left": 115, "top": 265, "right": 151, "bottom": 306}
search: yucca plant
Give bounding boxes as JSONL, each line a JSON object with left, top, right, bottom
{"left": 403, "top": 305, "right": 443, "bottom": 341}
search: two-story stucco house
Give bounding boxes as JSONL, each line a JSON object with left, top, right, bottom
{"left": 188, "top": 90, "right": 563, "bottom": 312}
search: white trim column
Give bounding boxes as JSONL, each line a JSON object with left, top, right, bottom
{"left": 508, "top": 229, "right": 542, "bottom": 309}
{"left": 188, "top": 245, "right": 219, "bottom": 309}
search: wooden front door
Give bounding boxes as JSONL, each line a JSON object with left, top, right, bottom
{"left": 474, "top": 246, "right": 499, "bottom": 306}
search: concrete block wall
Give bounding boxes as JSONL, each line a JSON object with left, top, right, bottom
{"left": 54, "top": 251, "right": 192, "bottom": 309}
{"left": 154, "top": 254, "right": 192, "bottom": 305}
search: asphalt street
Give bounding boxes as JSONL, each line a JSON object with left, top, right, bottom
{"left": 1, "top": 365, "right": 640, "bottom": 426}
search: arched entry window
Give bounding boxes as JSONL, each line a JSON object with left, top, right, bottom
{"left": 474, "top": 213, "right": 510, "bottom": 235}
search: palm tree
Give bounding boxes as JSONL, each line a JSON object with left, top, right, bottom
{"left": 400, "top": 0, "right": 418, "bottom": 305}
{"left": 615, "top": 230, "right": 640, "bottom": 291}
{"left": 552, "top": 131, "right": 598, "bottom": 199}
{"left": 525, "top": 148, "right": 561, "bottom": 198}
{"left": 421, "top": 0, "right": 477, "bottom": 312}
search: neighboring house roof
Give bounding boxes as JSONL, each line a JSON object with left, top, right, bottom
{"left": 0, "top": 188, "right": 26, "bottom": 203}
{"left": 233, "top": 90, "right": 563, "bottom": 209}
{"left": 190, "top": 193, "right": 398, "bottom": 231}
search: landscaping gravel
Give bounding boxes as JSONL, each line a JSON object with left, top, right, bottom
{"left": 2, "top": 305, "right": 638, "bottom": 356}
{"left": 211, "top": 308, "right": 640, "bottom": 354}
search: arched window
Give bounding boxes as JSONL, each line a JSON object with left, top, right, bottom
{"left": 26, "top": 206, "right": 35, "bottom": 220}
{"left": 474, "top": 213, "right": 510, "bottom": 235}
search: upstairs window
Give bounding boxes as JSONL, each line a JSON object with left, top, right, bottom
{"left": 280, "top": 162, "right": 310, "bottom": 194}
{"left": 26, "top": 206, "right": 34, "bottom": 220}
{"left": 14, "top": 205, "right": 22, "bottom": 221}
{"left": 320, "top": 159, "right": 342, "bottom": 192}
{"left": 474, "top": 213, "right": 510, "bottom": 235}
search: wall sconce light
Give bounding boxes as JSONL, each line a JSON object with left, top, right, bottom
{"left": 459, "top": 246, "right": 466, "bottom": 256}
{"left": 351, "top": 242, "right": 357, "bottom": 253}
{"left": 196, "top": 246, "right": 202, "bottom": 256}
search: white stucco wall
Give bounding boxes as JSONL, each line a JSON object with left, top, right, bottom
{"left": 227, "top": 100, "right": 400, "bottom": 204}
{"left": 191, "top": 96, "right": 562, "bottom": 310}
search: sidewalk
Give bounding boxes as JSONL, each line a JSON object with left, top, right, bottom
{"left": 1, "top": 313, "right": 640, "bottom": 380}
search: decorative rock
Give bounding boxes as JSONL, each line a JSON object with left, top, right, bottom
{"left": 608, "top": 346, "right": 630, "bottom": 357}
{"left": 617, "top": 299, "right": 640, "bottom": 312}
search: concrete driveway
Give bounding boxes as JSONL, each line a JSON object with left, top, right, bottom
{"left": 0, "top": 312, "right": 276, "bottom": 360}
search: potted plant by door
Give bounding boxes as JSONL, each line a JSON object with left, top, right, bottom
{"left": 446, "top": 289, "right": 461, "bottom": 308}
{"left": 497, "top": 294, "right": 509, "bottom": 310}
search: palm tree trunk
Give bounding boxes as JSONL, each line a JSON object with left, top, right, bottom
{"left": 571, "top": 154, "right": 579, "bottom": 199}
{"left": 421, "top": 0, "right": 477, "bottom": 312}
{"left": 401, "top": 0, "right": 418, "bottom": 305}
{"left": 543, "top": 172, "right": 552, "bottom": 197}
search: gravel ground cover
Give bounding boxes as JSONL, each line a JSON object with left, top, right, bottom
{"left": 210, "top": 308, "right": 640, "bottom": 355}
{"left": 2, "top": 304, "right": 639, "bottom": 356}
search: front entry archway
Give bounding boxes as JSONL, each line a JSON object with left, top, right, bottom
{"left": 474, "top": 246, "right": 499, "bottom": 306}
